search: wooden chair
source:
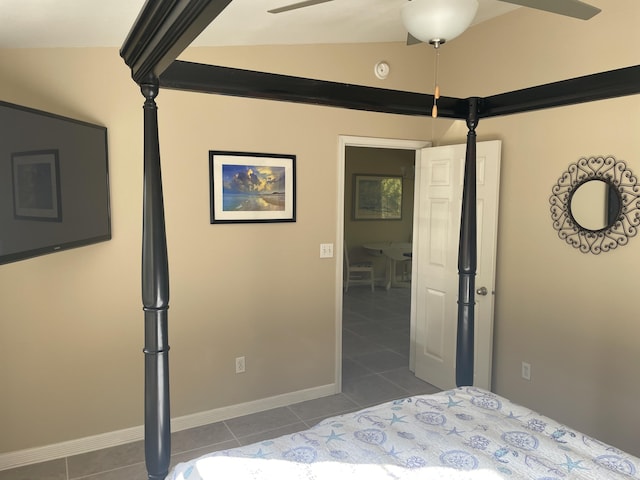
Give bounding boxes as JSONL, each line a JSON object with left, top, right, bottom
{"left": 343, "top": 246, "right": 375, "bottom": 292}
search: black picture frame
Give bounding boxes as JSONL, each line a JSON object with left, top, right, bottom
{"left": 209, "top": 150, "right": 296, "bottom": 223}
{"left": 11, "top": 149, "right": 62, "bottom": 222}
{"left": 353, "top": 174, "right": 403, "bottom": 220}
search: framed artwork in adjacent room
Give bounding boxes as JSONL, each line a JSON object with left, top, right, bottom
{"left": 353, "top": 174, "right": 402, "bottom": 220}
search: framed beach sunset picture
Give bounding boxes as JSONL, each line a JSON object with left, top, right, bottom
{"left": 209, "top": 151, "right": 296, "bottom": 223}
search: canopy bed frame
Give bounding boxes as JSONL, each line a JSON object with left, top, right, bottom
{"left": 119, "top": 1, "right": 640, "bottom": 478}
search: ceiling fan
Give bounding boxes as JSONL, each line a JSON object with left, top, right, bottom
{"left": 268, "top": 0, "right": 601, "bottom": 45}
{"left": 268, "top": 0, "right": 600, "bottom": 118}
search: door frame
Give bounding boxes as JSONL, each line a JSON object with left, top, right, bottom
{"left": 335, "top": 135, "right": 431, "bottom": 392}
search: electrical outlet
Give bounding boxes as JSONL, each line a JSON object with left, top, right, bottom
{"left": 320, "top": 243, "right": 334, "bottom": 258}
{"left": 235, "top": 356, "right": 246, "bottom": 374}
{"left": 521, "top": 362, "right": 531, "bottom": 381}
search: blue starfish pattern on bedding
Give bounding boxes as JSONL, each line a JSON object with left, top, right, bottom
{"left": 168, "top": 387, "right": 640, "bottom": 480}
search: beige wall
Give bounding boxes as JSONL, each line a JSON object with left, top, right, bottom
{"left": 0, "top": 44, "right": 431, "bottom": 454}
{"left": 1, "top": 0, "right": 639, "bottom": 460}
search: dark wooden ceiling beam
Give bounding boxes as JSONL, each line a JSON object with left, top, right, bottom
{"left": 118, "top": 1, "right": 640, "bottom": 120}
{"left": 480, "top": 65, "right": 640, "bottom": 118}
{"left": 158, "top": 61, "right": 640, "bottom": 121}
{"left": 120, "top": 0, "right": 233, "bottom": 84}
{"left": 159, "top": 60, "right": 470, "bottom": 119}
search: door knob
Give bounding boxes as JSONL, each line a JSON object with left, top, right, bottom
{"left": 476, "top": 286, "right": 488, "bottom": 296}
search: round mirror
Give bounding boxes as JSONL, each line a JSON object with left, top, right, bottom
{"left": 549, "top": 156, "right": 640, "bottom": 254}
{"left": 569, "top": 179, "right": 621, "bottom": 231}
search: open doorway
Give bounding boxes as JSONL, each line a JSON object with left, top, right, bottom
{"left": 335, "top": 136, "right": 436, "bottom": 405}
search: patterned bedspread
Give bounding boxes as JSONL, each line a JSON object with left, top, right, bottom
{"left": 167, "top": 387, "right": 639, "bottom": 479}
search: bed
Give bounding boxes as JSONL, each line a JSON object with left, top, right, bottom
{"left": 117, "top": 1, "right": 640, "bottom": 479}
{"left": 168, "top": 387, "right": 640, "bottom": 479}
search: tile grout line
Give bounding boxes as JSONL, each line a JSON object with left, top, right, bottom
{"left": 221, "top": 420, "right": 243, "bottom": 446}
{"left": 71, "top": 461, "right": 146, "bottom": 480}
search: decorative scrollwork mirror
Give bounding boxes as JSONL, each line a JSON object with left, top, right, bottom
{"left": 550, "top": 156, "right": 640, "bottom": 254}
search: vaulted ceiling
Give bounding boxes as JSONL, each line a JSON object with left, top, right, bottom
{"left": 0, "top": 0, "right": 518, "bottom": 48}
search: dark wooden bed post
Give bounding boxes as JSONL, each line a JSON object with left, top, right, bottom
{"left": 140, "top": 75, "right": 171, "bottom": 480}
{"left": 456, "top": 97, "right": 480, "bottom": 387}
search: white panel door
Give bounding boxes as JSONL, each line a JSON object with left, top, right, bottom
{"left": 412, "top": 140, "right": 501, "bottom": 390}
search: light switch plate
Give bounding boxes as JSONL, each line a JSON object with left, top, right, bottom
{"left": 320, "top": 243, "right": 334, "bottom": 258}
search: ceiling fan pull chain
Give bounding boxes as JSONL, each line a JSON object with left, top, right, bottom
{"left": 431, "top": 41, "right": 441, "bottom": 118}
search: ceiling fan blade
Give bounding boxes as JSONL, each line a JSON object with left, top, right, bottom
{"left": 268, "top": 0, "right": 335, "bottom": 14}
{"left": 501, "top": 0, "right": 601, "bottom": 20}
{"left": 406, "top": 33, "right": 422, "bottom": 46}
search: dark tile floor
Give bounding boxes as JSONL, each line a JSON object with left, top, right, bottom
{"left": 341, "top": 286, "right": 439, "bottom": 406}
{"left": 0, "top": 287, "right": 438, "bottom": 480}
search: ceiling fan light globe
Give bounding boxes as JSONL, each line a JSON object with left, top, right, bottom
{"left": 401, "top": 0, "right": 479, "bottom": 44}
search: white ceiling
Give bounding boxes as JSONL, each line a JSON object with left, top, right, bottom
{"left": 0, "top": 0, "right": 520, "bottom": 49}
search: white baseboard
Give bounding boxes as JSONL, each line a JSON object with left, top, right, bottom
{"left": 0, "top": 383, "right": 338, "bottom": 472}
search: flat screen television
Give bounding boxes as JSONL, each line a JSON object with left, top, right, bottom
{"left": 0, "top": 100, "right": 111, "bottom": 265}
